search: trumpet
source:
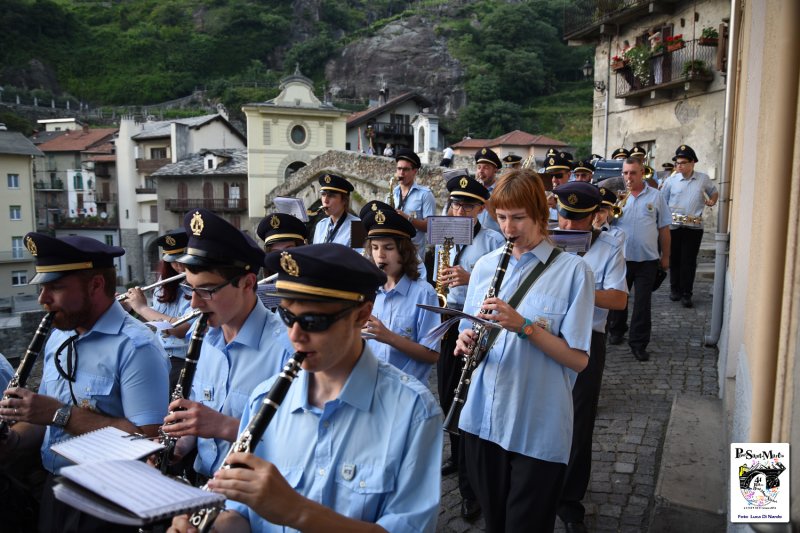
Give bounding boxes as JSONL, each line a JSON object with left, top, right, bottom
{"left": 435, "top": 237, "right": 454, "bottom": 307}
{"left": 612, "top": 190, "right": 630, "bottom": 219}
{"left": 117, "top": 273, "right": 186, "bottom": 302}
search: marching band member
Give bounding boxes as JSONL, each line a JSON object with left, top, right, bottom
{"left": 572, "top": 160, "right": 595, "bottom": 183}
{"left": 454, "top": 169, "right": 594, "bottom": 532}
{"left": 392, "top": 148, "right": 436, "bottom": 261}
{"left": 312, "top": 173, "right": 360, "bottom": 246}
{"left": 474, "top": 147, "right": 502, "bottom": 232}
{"left": 169, "top": 244, "right": 443, "bottom": 533}
{"left": 360, "top": 201, "right": 440, "bottom": 383}
{"left": 661, "top": 144, "right": 718, "bottom": 308}
{"left": 435, "top": 172, "right": 503, "bottom": 521}
{"left": 0, "top": 354, "right": 13, "bottom": 391}
{"left": 164, "top": 209, "right": 291, "bottom": 483}
{"left": 0, "top": 233, "right": 169, "bottom": 532}
{"left": 546, "top": 151, "right": 573, "bottom": 190}
{"left": 121, "top": 228, "right": 192, "bottom": 390}
{"left": 593, "top": 187, "right": 627, "bottom": 244}
{"left": 552, "top": 182, "right": 628, "bottom": 533}
{"left": 256, "top": 213, "right": 308, "bottom": 311}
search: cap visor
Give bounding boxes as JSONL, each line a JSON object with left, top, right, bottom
{"left": 30, "top": 271, "right": 67, "bottom": 284}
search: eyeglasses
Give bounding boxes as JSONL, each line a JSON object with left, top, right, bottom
{"left": 449, "top": 201, "right": 480, "bottom": 213}
{"left": 277, "top": 305, "right": 356, "bottom": 332}
{"left": 674, "top": 160, "right": 691, "bottom": 166}
{"left": 396, "top": 166, "right": 414, "bottom": 172}
{"left": 180, "top": 276, "right": 240, "bottom": 300}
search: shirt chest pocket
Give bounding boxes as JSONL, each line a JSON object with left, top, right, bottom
{"left": 192, "top": 381, "right": 216, "bottom": 407}
{"left": 524, "top": 293, "right": 569, "bottom": 335}
{"left": 334, "top": 463, "right": 396, "bottom": 522}
{"left": 389, "top": 314, "right": 415, "bottom": 340}
{"left": 72, "top": 373, "right": 114, "bottom": 412}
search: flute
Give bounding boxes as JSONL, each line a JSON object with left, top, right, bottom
{"left": 189, "top": 351, "right": 308, "bottom": 532}
{"left": 117, "top": 273, "right": 187, "bottom": 301}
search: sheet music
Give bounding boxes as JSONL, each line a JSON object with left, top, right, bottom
{"left": 56, "top": 460, "right": 224, "bottom": 524}
{"left": 550, "top": 229, "right": 592, "bottom": 253}
{"left": 273, "top": 197, "right": 309, "bottom": 222}
{"left": 51, "top": 426, "right": 164, "bottom": 465}
{"left": 145, "top": 320, "right": 174, "bottom": 331}
{"left": 426, "top": 216, "right": 474, "bottom": 246}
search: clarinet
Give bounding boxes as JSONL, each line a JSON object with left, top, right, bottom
{"left": 443, "top": 240, "right": 514, "bottom": 435}
{"left": 189, "top": 351, "right": 308, "bottom": 533}
{"left": 155, "top": 313, "right": 209, "bottom": 474}
{"left": 0, "top": 312, "right": 55, "bottom": 439}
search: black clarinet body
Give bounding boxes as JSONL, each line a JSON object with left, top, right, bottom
{"left": 189, "top": 351, "right": 308, "bottom": 532}
{"left": 156, "top": 313, "right": 210, "bottom": 474}
{"left": 443, "top": 240, "right": 514, "bottom": 435}
{"left": 0, "top": 311, "right": 55, "bottom": 439}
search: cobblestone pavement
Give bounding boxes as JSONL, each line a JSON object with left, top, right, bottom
{"left": 434, "top": 280, "right": 719, "bottom": 532}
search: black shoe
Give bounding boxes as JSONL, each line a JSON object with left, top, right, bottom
{"left": 441, "top": 457, "right": 457, "bottom": 476}
{"left": 632, "top": 347, "right": 650, "bottom": 361}
{"left": 670, "top": 291, "right": 681, "bottom": 301}
{"left": 681, "top": 296, "right": 693, "bottom": 308}
{"left": 608, "top": 333, "right": 624, "bottom": 345}
{"left": 460, "top": 498, "right": 481, "bottom": 521}
{"left": 564, "top": 522, "right": 589, "bottom": 533}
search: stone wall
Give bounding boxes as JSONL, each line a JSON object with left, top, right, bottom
{"left": 0, "top": 310, "right": 47, "bottom": 364}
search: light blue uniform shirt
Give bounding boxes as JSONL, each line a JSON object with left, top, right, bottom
{"left": 152, "top": 285, "right": 192, "bottom": 358}
{"left": 458, "top": 240, "right": 594, "bottom": 464}
{"left": 190, "top": 300, "right": 291, "bottom": 477}
{"left": 393, "top": 183, "right": 436, "bottom": 260}
{"left": 313, "top": 212, "right": 361, "bottom": 247}
{"left": 0, "top": 354, "right": 14, "bottom": 390}
{"left": 477, "top": 183, "right": 500, "bottom": 233}
{"left": 661, "top": 170, "right": 717, "bottom": 223}
{"left": 612, "top": 186, "right": 671, "bottom": 261}
{"left": 579, "top": 232, "right": 628, "bottom": 332}
{"left": 38, "top": 302, "right": 170, "bottom": 474}
{"left": 227, "top": 347, "right": 443, "bottom": 533}
{"left": 434, "top": 227, "right": 504, "bottom": 310}
{"left": 367, "top": 275, "right": 440, "bottom": 383}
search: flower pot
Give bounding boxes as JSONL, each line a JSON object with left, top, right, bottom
{"left": 667, "top": 43, "right": 685, "bottom": 52}
{"left": 611, "top": 60, "right": 627, "bottom": 71}
{"left": 699, "top": 37, "right": 719, "bottom": 46}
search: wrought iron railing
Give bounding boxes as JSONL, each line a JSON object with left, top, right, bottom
{"left": 564, "top": 0, "right": 651, "bottom": 39}
{"left": 165, "top": 198, "right": 248, "bottom": 212}
{"left": 615, "top": 39, "right": 716, "bottom": 97}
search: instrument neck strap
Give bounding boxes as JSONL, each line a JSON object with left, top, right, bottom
{"left": 453, "top": 220, "right": 482, "bottom": 266}
{"left": 482, "top": 247, "right": 562, "bottom": 353}
{"left": 325, "top": 213, "right": 348, "bottom": 243}
{"left": 397, "top": 185, "right": 412, "bottom": 212}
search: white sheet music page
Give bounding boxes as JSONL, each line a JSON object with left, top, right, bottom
{"left": 427, "top": 216, "right": 474, "bottom": 246}
{"left": 274, "top": 196, "right": 309, "bottom": 222}
{"left": 51, "top": 426, "right": 164, "bottom": 464}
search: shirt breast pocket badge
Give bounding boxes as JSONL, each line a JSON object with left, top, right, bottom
{"left": 341, "top": 463, "right": 356, "bottom": 481}
{"left": 534, "top": 316, "right": 552, "bottom": 334}
{"left": 646, "top": 203, "right": 654, "bottom": 213}
{"left": 203, "top": 388, "right": 213, "bottom": 402}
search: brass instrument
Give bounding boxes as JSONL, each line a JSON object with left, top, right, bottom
{"left": 0, "top": 312, "right": 55, "bottom": 438}
{"left": 612, "top": 189, "right": 630, "bottom": 219}
{"left": 189, "top": 351, "right": 308, "bottom": 532}
{"left": 117, "top": 273, "right": 186, "bottom": 302}
{"left": 387, "top": 174, "right": 397, "bottom": 209}
{"left": 435, "top": 237, "right": 454, "bottom": 307}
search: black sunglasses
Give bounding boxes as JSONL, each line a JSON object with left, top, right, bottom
{"left": 277, "top": 305, "right": 357, "bottom": 332}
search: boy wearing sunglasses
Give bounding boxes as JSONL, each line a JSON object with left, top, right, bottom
{"left": 162, "top": 209, "right": 291, "bottom": 484}
{"left": 169, "top": 243, "right": 442, "bottom": 533}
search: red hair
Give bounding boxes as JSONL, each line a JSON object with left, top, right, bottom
{"left": 488, "top": 169, "right": 549, "bottom": 235}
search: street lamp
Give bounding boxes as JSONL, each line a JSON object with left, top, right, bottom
{"left": 583, "top": 59, "right": 606, "bottom": 94}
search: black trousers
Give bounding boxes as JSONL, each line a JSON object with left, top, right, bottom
{"left": 607, "top": 260, "right": 658, "bottom": 350}
{"left": 463, "top": 433, "right": 565, "bottom": 533}
{"left": 39, "top": 473, "right": 139, "bottom": 533}
{"left": 557, "top": 330, "right": 607, "bottom": 523}
{"left": 669, "top": 227, "right": 703, "bottom": 297}
{"left": 436, "top": 321, "right": 476, "bottom": 500}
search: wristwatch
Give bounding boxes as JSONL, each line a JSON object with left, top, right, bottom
{"left": 51, "top": 404, "right": 72, "bottom": 428}
{"left": 518, "top": 318, "right": 534, "bottom": 339}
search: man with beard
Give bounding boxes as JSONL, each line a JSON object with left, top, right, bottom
{"left": 0, "top": 233, "right": 170, "bottom": 532}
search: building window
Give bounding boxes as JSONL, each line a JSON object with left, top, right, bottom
{"left": 207, "top": 159, "right": 214, "bottom": 169}
{"left": 11, "top": 237, "right": 23, "bottom": 259}
{"left": 290, "top": 125, "right": 307, "bottom": 145}
{"left": 284, "top": 161, "right": 306, "bottom": 179}
{"left": 73, "top": 172, "right": 83, "bottom": 190}
{"left": 10, "top": 205, "right": 21, "bottom": 220}
{"left": 12, "top": 270, "right": 27, "bottom": 286}
{"left": 7, "top": 174, "right": 19, "bottom": 189}
{"left": 149, "top": 205, "right": 158, "bottom": 223}
{"left": 105, "top": 235, "right": 114, "bottom": 246}
{"left": 177, "top": 182, "right": 188, "bottom": 199}
{"left": 151, "top": 147, "right": 167, "bottom": 159}
{"left": 635, "top": 140, "right": 657, "bottom": 169}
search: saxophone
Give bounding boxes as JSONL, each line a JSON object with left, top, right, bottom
{"left": 189, "top": 351, "right": 308, "bottom": 533}
{"left": 443, "top": 240, "right": 515, "bottom": 434}
{"left": 0, "top": 312, "right": 55, "bottom": 439}
{"left": 387, "top": 174, "right": 396, "bottom": 209}
{"left": 435, "top": 237, "right": 454, "bottom": 307}
{"left": 154, "top": 313, "right": 209, "bottom": 474}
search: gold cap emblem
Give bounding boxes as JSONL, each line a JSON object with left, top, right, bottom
{"left": 459, "top": 177, "right": 468, "bottom": 189}
{"left": 280, "top": 252, "right": 300, "bottom": 277}
{"left": 599, "top": 188, "right": 606, "bottom": 196}
{"left": 25, "top": 236, "right": 37, "bottom": 256}
{"left": 375, "top": 210, "right": 386, "bottom": 224}
{"left": 165, "top": 235, "right": 176, "bottom": 247}
{"left": 270, "top": 214, "right": 280, "bottom": 229}
{"left": 481, "top": 148, "right": 487, "bottom": 155}
{"left": 371, "top": 202, "right": 378, "bottom": 211}
{"left": 549, "top": 157, "right": 555, "bottom": 165}
{"left": 680, "top": 145, "right": 686, "bottom": 150}
{"left": 324, "top": 174, "right": 332, "bottom": 183}
{"left": 190, "top": 212, "right": 204, "bottom": 236}
{"left": 568, "top": 194, "right": 578, "bottom": 205}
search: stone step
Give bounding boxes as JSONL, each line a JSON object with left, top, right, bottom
{"left": 650, "top": 394, "right": 726, "bottom": 532}
{"left": 696, "top": 262, "right": 715, "bottom": 280}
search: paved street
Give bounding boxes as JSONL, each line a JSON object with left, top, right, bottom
{"left": 434, "top": 280, "right": 719, "bottom": 532}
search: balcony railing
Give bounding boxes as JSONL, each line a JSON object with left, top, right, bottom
{"left": 369, "top": 121, "right": 413, "bottom": 137}
{"left": 135, "top": 158, "right": 170, "bottom": 174}
{"left": 95, "top": 191, "right": 118, "bottom": 203}
{"left": 34, "top": 180, "right": 64, "bottom": 191}
{"left": 53, "top": 217, "right": 119, "bottom": 229}
{"left": 614, "top": 40, "right": 716, "bottom": 101}
{"left": 165, "top": 198, "right": 249, "bottom": 212}
{"left": 564, "top": 0, "right": 679, "bottom": 41}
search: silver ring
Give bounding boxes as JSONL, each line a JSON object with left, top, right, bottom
{"left": 14, "top": 408, "right": 18, "bottom": 416}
